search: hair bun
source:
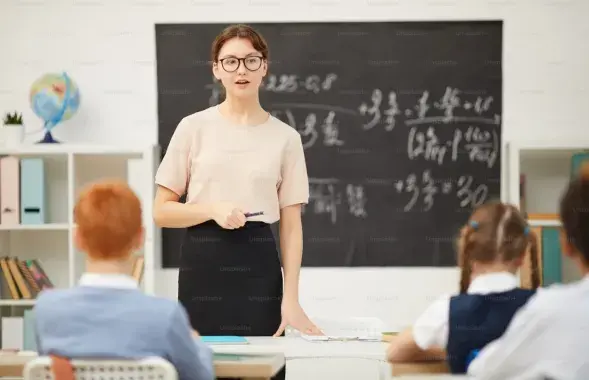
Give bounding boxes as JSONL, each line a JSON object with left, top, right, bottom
{"left": 580, "top": 162, "right": 589, "bottom": 181}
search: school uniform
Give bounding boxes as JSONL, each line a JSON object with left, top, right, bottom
{"left": 468, "top": 274, "right": 589, "bottom": 380}
{"left": 412, "top": 272, "right": 535, "bottom": 374}
{"left": 155, "top": 105, "right": 310, "bottom": 380}
{"left": 33, "top": 273, "right": 214, "bottom": 380}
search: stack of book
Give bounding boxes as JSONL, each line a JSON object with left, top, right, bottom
{"left": 0, "top": 257, "right": 52, "bottom": 300}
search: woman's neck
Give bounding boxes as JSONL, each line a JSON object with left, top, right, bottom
{"left": 219, "top": 96, "right": 267, "bottom": 125}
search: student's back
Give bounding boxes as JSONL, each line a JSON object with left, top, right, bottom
{"left": 33, "top": 181, "right": 214, "bottom": 380}
{"left": 469, "top": 166, "right": 589, "bottom": 379}
{"left": 447, "top": 288, "right": 535, "bottom": 373}
{"left": 386, "top": 201, "right": 540, "bottom": 374}
{"left": 35, "top": 277, "right": 214, "bottom": 380}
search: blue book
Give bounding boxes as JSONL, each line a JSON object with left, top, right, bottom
{"left": 201, "top": 336, "right": 249, "bottom": 344}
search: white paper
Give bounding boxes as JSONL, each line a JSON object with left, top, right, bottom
{"left": 300, "top": 317, "right": 386, "bottom": 341}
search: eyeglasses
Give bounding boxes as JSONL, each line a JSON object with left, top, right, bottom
{"left": 218, "top": 56, "right": 263, "bottom": 72}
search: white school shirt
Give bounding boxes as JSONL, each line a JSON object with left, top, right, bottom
{"left": 413, "top": 272, "right": 519, "bottom": 350}
{"left": 468, "top": 275, "right": 589, "bottom": 380}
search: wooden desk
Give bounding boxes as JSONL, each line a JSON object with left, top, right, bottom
{"left": 0, "top": 352, "right": 285, "bottom": 379}
{"left": 391, "top": 361, "right": 450, "bottom": 376}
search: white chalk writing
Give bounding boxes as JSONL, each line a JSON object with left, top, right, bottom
{"left": 395, "top": 171, "right": 489, "bottom": 211}
{"left": 358, "top": 89, "right": 382, "bottom": 130}
{"left": 346, "top": 184, "right": 367, "bottom": 217}
{"left": 359, "top": 86, "right": 497, "bottom": 128}
{"left": 321, "top": 111, "right": 344, "bottom": 146}
{"left": 263, "top": 73, "right": 338, "bottom": 93}
{"left": 270, "top": 108, "right": 349, "bottom": 149}
{"left": 408, "top": 125, "right": 499, "bottom": 168}
{"left": 303, "top": 179, "right": 368, "bottom": 223}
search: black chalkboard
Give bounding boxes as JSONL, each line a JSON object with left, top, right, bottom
{"left": 155, "top": 21, "right": 502, "bottom": 268}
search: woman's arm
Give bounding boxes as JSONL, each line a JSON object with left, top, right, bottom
{"left": 153, "top": 186, "right": 214, "bottom": 228}
{"left": 279, "top": 204, "right": 303, "bottom": 301}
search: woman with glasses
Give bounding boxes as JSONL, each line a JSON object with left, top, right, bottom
{"left": 153, "top": 24, "right": 322, "bottom": 379}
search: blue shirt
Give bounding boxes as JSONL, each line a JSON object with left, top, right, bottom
{"left": 33, "top": 273, "right": 214, "bottom": 380}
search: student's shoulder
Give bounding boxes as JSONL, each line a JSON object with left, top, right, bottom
{"left": 35, "top": 288, "right": 79, "bottom": 310}
{"left": 526, "top": 282, "right": 578, "bottom": 310}
{"left": 138, "top": 294, "right": 186, "bottom": 318}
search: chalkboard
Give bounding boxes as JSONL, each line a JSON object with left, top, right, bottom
{"left": 155, "top": 21, "right": 502, "bottom": 268}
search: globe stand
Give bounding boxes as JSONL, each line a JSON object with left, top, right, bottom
{"left": 37, "top": 130, "right": 59, "bottom": 144}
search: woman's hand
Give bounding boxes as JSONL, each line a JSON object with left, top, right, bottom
{"left": 191, "top": 329, "right": 201, "bottom": 338}
{"left": 273, "top": 297, "right": 323, "bottom": 337}
{"left": 211, "top": 202, "right": 246, "bottom": 229}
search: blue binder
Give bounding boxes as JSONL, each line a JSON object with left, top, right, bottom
{"left": 20, "top": 158, "right": 46, "bottom": 224}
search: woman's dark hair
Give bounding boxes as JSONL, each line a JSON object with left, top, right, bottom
{"left": 458, "top": 200, "right": 540, "bottom": 293}
{"left": 559, "top": 163, "right": 589, "bottom": 264}
{"left": 211, "top": 24, "right": 269, "bottom": 63}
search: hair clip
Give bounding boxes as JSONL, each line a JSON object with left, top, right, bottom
{"left": 524, "top": 226, "right": 530, "bottom": 235}
{"left": 469, "top": 221, "right": 479, "bottom": 229}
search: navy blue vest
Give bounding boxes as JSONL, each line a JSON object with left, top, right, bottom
{"left": 446, "top": 288, "right": 536, "bottom": 374}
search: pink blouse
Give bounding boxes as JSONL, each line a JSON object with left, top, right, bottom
{"left": 155, "top": 106, "right": 309, "bottom": 223}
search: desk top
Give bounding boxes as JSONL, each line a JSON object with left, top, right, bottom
{"left": 215, "top": 337, "right": 449, "bottom": 376}
{"left": 212, "top": 336, "right": 389, "bottom": 360}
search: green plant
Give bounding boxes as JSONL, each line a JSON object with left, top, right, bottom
{"left": 3, "top": 111, "right": 23, "bottom": 125}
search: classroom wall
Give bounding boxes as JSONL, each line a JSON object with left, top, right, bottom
{"left": 1, "top": 0, "right": 588, "bottom": 330}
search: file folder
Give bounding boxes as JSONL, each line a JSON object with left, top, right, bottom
{"left": 20, "top": 158, "right": 46, "bottom": 224}
{"left": 0, "top": 156, "right": 20, "bottom": 225}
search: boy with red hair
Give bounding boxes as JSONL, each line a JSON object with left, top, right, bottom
{"left": 33, "top": 180, "right": 214, "bottom": 380}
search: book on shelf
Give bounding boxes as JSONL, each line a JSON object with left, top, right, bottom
{"left": 0, "top": 256, "right": 145, "bottom": 300}
{"left": 0, "top": 258, "right": 53, "bottom": 300}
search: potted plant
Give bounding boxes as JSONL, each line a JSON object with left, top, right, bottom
{"left": 1, "top": 111, "right": 24, "bottom": 146}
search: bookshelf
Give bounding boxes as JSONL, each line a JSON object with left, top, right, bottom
{"left": 507, "top": 140, "right": 589, "bottom": 285}
{"left": 0, "top": 144, "right": 160, "bottom": 307}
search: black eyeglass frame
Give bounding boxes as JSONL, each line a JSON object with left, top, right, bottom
{"left": 218, "top": 56, "right": 264, "bottom": 72}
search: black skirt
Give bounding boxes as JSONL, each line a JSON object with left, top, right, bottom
{"left": 178, "top": 220, "right": 285, "bottom": 379}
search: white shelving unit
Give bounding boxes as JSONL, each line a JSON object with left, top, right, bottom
{"left": 0, "top": 144, "right": 160, "bottom": 307}
{"left": 507, "top": 139, "right": 589, "bottom": 284}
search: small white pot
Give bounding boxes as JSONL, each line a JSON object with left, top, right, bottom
{"left": 0, "top": 124, "right": 24, "bottom": 147}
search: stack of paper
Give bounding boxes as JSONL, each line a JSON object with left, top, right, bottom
{"left": 301, "top": 317, "right": 386, "bottom": 342}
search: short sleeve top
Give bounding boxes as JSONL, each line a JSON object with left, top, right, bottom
{"left": 155, "top": 105, "right": 310, "bottom": 223}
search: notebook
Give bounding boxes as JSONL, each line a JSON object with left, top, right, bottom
{"left": 201, "top": 336, "right": 249, "bottom": 344}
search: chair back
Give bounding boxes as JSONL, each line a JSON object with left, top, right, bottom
{"left": 23, "top": 356, "right": 178, "bottom": 380}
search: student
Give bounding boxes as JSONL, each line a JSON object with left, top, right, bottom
{"left": 386, "top": 200, "right": 540, "bottom": 374}
{"left": 33, "top": 180, "right": 214, "bottom": 380}
{"left": 468, "top": 168, "right": 589, "bottom": 379}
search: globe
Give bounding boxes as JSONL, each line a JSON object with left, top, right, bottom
{"left": 29, "top": 72, "right": 80, "bottom": 143}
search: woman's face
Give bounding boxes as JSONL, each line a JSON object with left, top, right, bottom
{"left": 213, "top": 37, "right": 267, "bottom": 99}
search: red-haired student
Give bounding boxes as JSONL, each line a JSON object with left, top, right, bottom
{"left": 33, "top": 180, "right": 214, "bottom": 380}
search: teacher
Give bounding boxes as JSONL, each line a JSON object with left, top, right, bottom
{"left": 153, "top": 22, "right": 321, "bottom": 362}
